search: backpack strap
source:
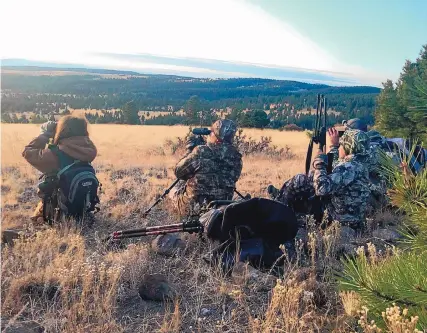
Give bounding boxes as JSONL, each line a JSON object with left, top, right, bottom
{"left": 48, "top": 144, "right": 81, "bottom": 178}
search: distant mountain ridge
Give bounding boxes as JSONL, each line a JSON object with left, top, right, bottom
{"left": 1, "top": 57, "right": 379, "bottom": 87}
{"left": 1, "top": 66, "right": 380, "bottom": 96}
{"left": 1, "top": 62, "right": 381, "bottom": 128}
{"left": 2, "top": 65, "right": 143, "bottom": 77}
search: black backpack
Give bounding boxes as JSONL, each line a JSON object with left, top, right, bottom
{"left": 44, "top": 145, "right": 100, "bottom": 223}
{"left": 200, "top": 198, "right": 298, "bottom": 271}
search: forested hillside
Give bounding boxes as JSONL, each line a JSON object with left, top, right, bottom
{"left": 1, "top": 66, "right": 380, "bottom": 128}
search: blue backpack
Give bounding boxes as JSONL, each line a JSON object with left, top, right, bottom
{"left": 48, "top": 145, "right": 100, "bottom": 221}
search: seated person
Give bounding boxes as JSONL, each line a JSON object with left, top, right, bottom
{"left": 269, "top": 129, "right": 371, "bottom": 230}
{"left": 170, "top": 119, "right": 243, "bottom": 216}
{"left": 331, "top": 125, "right": 389, "bottom": 211}
{"left": 22, "top": 116, "right": 97, "bottom": 222}
{"left": 312, "top": 129, "right": 371, "bottom": 229}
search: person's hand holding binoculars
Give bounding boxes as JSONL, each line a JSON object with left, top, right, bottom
{"left": 186, "top": 134, "right": 206, "bottom": 153}
{"left": 328, "top": 127, "right": 340, "bottom": 147}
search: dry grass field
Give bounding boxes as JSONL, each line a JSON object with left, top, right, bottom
{"left": 1, "top": 124, "right": 309, "bottom": 219}
{"left": 1, "top": 124, "right": 392, "bottom": 332}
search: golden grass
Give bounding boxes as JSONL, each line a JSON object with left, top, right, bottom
{"left": 1, "top": 123, "right": 309, "bottom": 194}
{"left": 1, "top": 123, "right": 386, "bottom": 332}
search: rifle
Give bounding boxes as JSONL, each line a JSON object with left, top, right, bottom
{"left": 105, "top": 219, "right": 204, "bottom": 242}
{"left": 104, "top": 200, "right": 229, "bottom": 243}
{"left": 305, "top": 94, "right": 333, "bottom": 174}
{"left": 142, "top": 179, "right": 180, "bottom": 218}
{"left": 234, "top": 188, "right": 251, "bottom": 200}
{"left": 104, "top": 198, "right": 248, "bottom": 243}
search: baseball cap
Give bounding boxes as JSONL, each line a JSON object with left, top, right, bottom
{"left": 342, "top": 118, "right": 368, "bottom": 132}
{"left": 211, "top": 119, "right": 237, "bottom": 143}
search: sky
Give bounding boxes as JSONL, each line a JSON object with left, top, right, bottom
{"left": 1, "top": 0, "right": 426, "bottom": 86}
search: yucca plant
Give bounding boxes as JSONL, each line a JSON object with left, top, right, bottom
{"left": 376, "top": 145, "right": 427, "bottom": 248}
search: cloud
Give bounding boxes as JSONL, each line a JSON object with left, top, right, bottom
{"left": 89, "top": 52, "right": 362, "bottom": 85}
{"left": 1, "top": 0, "right": 387, "bottom": 85}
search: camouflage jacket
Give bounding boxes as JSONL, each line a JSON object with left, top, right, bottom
{"left": 174, "top": 142, "right": 243, "bottom": 202}
{"left": 329, "top": 144, "right": 387, "bottom": 198}
{"left": 313, "top": 153, "right": 370, "bottom": 228}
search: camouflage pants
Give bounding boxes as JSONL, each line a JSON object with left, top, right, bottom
{"left": 169, "top": 180, "right": 226, "bottom": 217}
{"left": 277, "top": 174, "right": 367, "bottom": 229}
{"left": 277, "top": 173, "right": 314, "bottom": 205}
{"left": 168, "top": 180, "right": 206, "bottom": 217}
{"left": 168, "top": 180, "right": 188, "bottom": 216}
{"left": 274, "top": 173, "right": 325, "bottom": 225}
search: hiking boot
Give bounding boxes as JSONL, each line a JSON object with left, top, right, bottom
{"left": 267, "top": 185, "right": 279, "bottom": 199}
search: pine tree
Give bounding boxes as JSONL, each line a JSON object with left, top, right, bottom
{"left": 250, "top": 110, "right": 270, "bottom": 128}
{"left": 11, "top": 114, "right": 19, "bottom": 123}
{"left": 184, "top": 95, "right": 202, "bottom": 123}
{"left": 30, "top": 114, "right": 44, "bottom": 124}
{"left": 342, "top": 48, "right": 427, "bottom": 327}
{"left": 339, "top": 152, "right": 427, "bottom": 330}
{"left": 1, "top": 113, "right": 13, "bottom": 123}
{"left": 122, "top": 101, "right": 140, "bottom": 125}
{"left": 375, "top": 80, "right": 405, "bottom": 136}
{"left": 376, "top": 45, "right": 427, "bottom": 141}
{"left": 339, "top": 250, "right": 427, "bottom": 329}
{"left": 20, "top": 114, "right": 29, "bottom": 123}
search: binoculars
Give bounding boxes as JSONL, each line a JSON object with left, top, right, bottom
{"left": 192, "top": 128, "right": 211, "bottom": 136}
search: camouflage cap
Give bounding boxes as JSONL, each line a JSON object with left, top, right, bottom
{"left": 211, "top": 119, "right": 237, "bottom": 143}
{"left": 339, "top": 129, "right": 370, "bottom": 155}
{"left": 342, "top": 118, "right": 368, "bottom": 132}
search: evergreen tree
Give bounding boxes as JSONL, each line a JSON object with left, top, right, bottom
{"left": 375, "top": 80, "right": 406, "bottom": 137}
{"left": 1, "top": 113, "right": 12, "bottom": 123}
{"left": 122, "top": 101, "right": 140, "bottom": 125}
{"left": 30, "top": 114, "right": 45, "bottom": 124}
{"left": 239, "top": 110, "right": 270, "bottom": 128}
{"left": 20, "top": 114, "right": 29, "bottom": 123}
{"left": 250, "top": 110, "right": 270, "bottom": 128}
{"left": 11, "top": 114, "right": 19, "bottom": 123}
{"left": 339, "top": 152, "right": 427, "bottom": 330}
{"left": 376, "top": 45, "right": 427, "bottom": 140}
{"left": 339, "top": 250, "right": 427, "bottom": 329}
{"left": 184, "top": 95, "right": 202, "bottom": 123}
{"left": 228, "top": 108, "right": 242, "bottom": 123}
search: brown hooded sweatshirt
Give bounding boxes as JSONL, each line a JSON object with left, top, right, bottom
{"left": 22, "top": 134, "right": 97, "bottom": 174}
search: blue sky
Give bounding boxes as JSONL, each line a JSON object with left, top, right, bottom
{"left": 1, "top": 0, "right": 426, "bottom": 86}
{"left": 251, "top": 0, "right": 427, "bottom": 75}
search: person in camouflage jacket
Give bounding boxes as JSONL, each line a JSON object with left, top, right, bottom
{"left": 313, "top": 129, "right": 371, "bottom": 229}
{"left": 170, "top": 119, "right": 243, "bottom": 215}
{"left": 269, "top": 129, "right": 371, "bottom": 229}
{"left": 366, "top": 130, "right": 389, "bottom": 202}
{"left": 329, "top": 128, "right": 389, "bottom": 211}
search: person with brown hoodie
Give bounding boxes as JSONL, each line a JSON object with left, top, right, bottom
{"left": 22, "top": 115, "right": 97, "bottom": 222}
